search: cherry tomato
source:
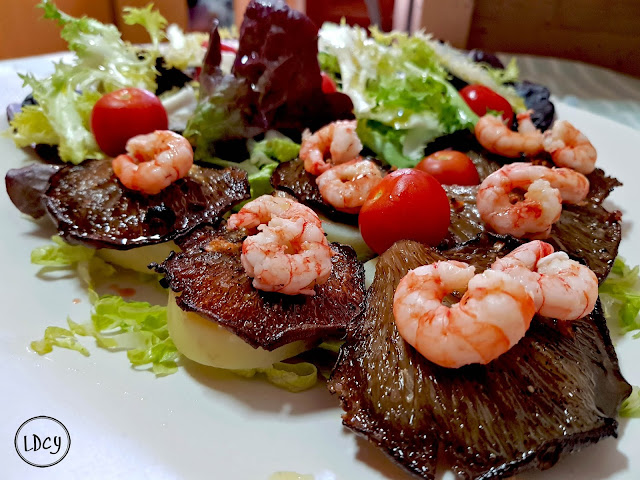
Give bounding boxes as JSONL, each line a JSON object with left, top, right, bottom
{"left": 201, "top": 39, "right": 237, "bottom": 54}
{"left": 459, "top": 84, "right": 513, "bottom": 122}
{"left": 416, "top": 150, "right": 480, "bottom": 186}
{"left": 220, "top": 42, "right": 237, "bottom": 53}
{"left": 359, "top": 169, "right": 450, "bottom": 254}
{"left": 91, "top": 88, "right": 168, "bottom": 157}
{"left": 321, "top": 72, "right": 337, "bottom": 94}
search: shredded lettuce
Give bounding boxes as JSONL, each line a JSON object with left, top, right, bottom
{"left": 233, "top": 362, "right": 318, "bottom": 392}
{"left": 32, "top": 291, "right": 179, "bottom": 376}
{"left": 318, "top": 23, "right": 477, "bottom": 167}
{"left": 318, "top": 52, "right": 341, "bottom": 87}
{"left": 31, "top": 326, "right": 90, "bottom": 357}
{"left": 8, "top": 1, "right": 167, "bottom": 164}
{"left": 31, "top": 236, "right": 116, "bottom": 286}
{"left": 600, "top": 258, "right": 640, "bottom": 337}
{"left": 621, "top": 386, "right": 640, "bottom": 418}
{"left": 31, "top": 235, "right": 95, "bottom": 266}
{"left": 218, "top": 26, "right": 239, "bottom": 40}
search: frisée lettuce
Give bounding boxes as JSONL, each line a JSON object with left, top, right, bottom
{"left": 8, "top": 1, "right": 167, "bottom": 164}
{"left": 318, "top": 23, "right": 478, "bottom": 167}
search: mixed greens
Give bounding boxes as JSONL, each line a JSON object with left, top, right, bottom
{"left": 9, "top": 1, "right": 167, "bottom": 163}
{"left": 317, "top": 24, "right": 527, "bottom": 168}
{"left": 319, "top": 24, "right": 477, "bottom": 167}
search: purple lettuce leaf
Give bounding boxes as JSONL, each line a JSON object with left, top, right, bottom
{"left": 184, "top": 0, "right": 353, "bottom": 160}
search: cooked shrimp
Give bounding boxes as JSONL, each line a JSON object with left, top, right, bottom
{"left": 543, "top": 120, "right": 597, "bottom": 174}
{"left": 492, "top": 241, "right": 598, "bottom": 320}
{"left": 477, "top": 164, "right": 562, "bottom": 238}
{"left": 300, "top": 120, "right": 363, "bottom": 175}
{"left": 393, "top": 261, "right": 535, "bottom": 368}
{"left": 315, "top": 159, "right": 383, "bottom": 214}
{"left": 227, "top": 195, "right": 332, "bottom": 296}
{"left": 112, "top": 130, "right": 193, "bottom": 195}
{"left": 474, "top": 111, "right": 544, "bottom": 158}
{"left": 476, "top": 162, "right": 590, "bottom": 238}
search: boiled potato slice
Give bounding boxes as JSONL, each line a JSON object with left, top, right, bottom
{"left": 167, "top": 292, "right": 310, "bottom": 369}
{"left": 97, "top": 241, "right": 179, "bottom": 274}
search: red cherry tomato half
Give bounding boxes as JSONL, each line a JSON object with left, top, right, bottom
{"left": 359, "top": 169, "right": 451, "bottom": 255}
{"left": 220, "top": 42, "right": 237, "bottom": 53}
{"left": 91, "top": 88, "right": 168, "bottom": 157}
{"left": 321, "top": 72, "right": 337, "bottom": 94}
{"left": 415, "top": 150, "right": 480, "bottom": 186}
{"left": 201, "top": 39, "right": 237, "bottom": 54}
{"left": 459, "top": 84, "right": 513, "bottom": 122}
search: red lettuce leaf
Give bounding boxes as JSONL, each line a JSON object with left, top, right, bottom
{"left": 186, "top": 0, "right": 353, "bottom": 159}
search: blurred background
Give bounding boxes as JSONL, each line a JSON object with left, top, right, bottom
{"left": 2, "top": 0, "right": 640, "bottom": 127}
{"left": 2, "top": 0, "right": 638, "bottom": 78}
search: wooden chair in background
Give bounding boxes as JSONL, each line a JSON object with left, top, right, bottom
{"left": 414, "top": 0, "right": 640, "bottom": 78}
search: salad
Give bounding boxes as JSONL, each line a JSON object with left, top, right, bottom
{"left": 2, "top": 1, "right": 640, "bottom": 479}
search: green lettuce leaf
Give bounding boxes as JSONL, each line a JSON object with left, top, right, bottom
{"left": 163, "top": 24, "right": 208, "bottom": 70}
{"left": 31, "top": 326, "right": 90, "bottom": 357}
{"left": 600, "top": 258, "right": 640, "bottom": 336}
{"left": 7, "top": 105, "right": 59, "bottom": 147}
{"left": 621, "top": 386, "right": 640, "bottom": 418}
{"left": 251, "top": 137, "right": 300, "bottom": 163}
{"left": 233, "top": 362, "right": 318, "bottom": 392}
{"left": 318, "top": 23, "right": 477, "bottom": 168}
{"left": 33, "top": 291, "right": 179, "bottom": 376}
{"left": 201, "top": 134, "right": 300, "bottom": 201}
{"left": 31, "top": 235, "right": 95, "bottom": 266}
{"left": 31, "top": 236, "right": 116, "bottom": 286}
{"left": 183, "top": 76, "right": 250, "bottom": 160}
{"left": 122, "top": 3, "right": 167, "bottom": 48}
{"left": 8, "top": 1, "right": 167, "bottom": 164}
{"left": 318, "top": 52, "right": 341, "bottom": 87}
{"left": 357, "top": 120, "right": 422, "bottom": 168}
{"left": 423, "top": 36, "right": 526, "bottom": 112}
{"left": 487, "top": 57, "right": 520, "bottom": 85}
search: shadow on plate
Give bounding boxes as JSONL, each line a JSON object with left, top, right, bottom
{"left": 183, "top": 358, "right": 340, "bottom": 415}
{"left": 349, "top": 418, "right": 630, "bottom": 480}
{"left": 353, "top": 435, "right": 416, "bottom": 479}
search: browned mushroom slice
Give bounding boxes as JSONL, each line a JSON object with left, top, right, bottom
{"left": 44, "top": 159, "right": 250, "bottom": 249}
{"left": 156, "top": 225, "right": 365, "bottom": 350}
{"left": 439, "top": 167, "right": 621, "bottom": 281}
{"left": 329, "top": 240, "right": 631, "bottom": 480}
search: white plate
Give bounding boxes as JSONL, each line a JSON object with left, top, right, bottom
{"left": 0, "top": 59, "right": 639, "bottom": 479}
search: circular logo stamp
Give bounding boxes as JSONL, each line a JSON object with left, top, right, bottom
{"left": 14, "top": 416, "right": 70, "bottom": 467}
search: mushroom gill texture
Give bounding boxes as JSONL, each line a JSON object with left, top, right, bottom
{"left": 44, "top": 160, "right": 250, "bottom": 249}
{"left": 329, "top": 240, "right": 631, "bottom": 480}
{"left": 156, "top": 225, "right": 366, "bottom": 350}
